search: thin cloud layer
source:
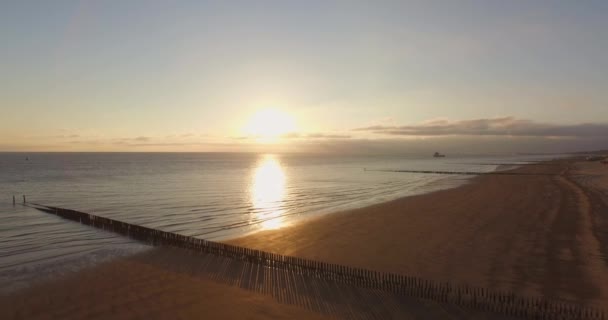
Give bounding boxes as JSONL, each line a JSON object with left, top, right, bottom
{"left": 4, "top": 120, "right": 605, "bottom": 153}
{"left": 282, "top": 132, "right": 351, "bottom": 139}
{"left": 354, "top": 117, "right": 608, "bottom": 137}
{"left": 231, "top": 132, "right": 351, "bottom": 140}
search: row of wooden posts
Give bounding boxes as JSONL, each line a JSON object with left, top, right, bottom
{"left": 12, "top": 195, "right": 26, "bottom": 206}
{"left": 366, "top": 169, "right": 554, "bottom": 176}
{"left": 30, "top": 203, "right": 605, "bottom": 320}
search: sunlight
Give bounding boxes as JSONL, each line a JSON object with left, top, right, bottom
{"left": 244, "top": 109, "right": 296, "bottom": 142}
{"left": 250, "top": 155, "right": 287, "bottom": 230}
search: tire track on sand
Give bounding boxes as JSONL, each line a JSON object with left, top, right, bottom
{"left": 553, "top": 165, "right": 608, "bottom": 307}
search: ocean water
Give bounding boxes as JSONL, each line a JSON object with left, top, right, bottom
{"left": 0, "top": 152, "right": 560, "bottom": 292}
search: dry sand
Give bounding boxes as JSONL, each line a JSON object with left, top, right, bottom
{"left": 230, "top": 159, "right": 608, "bottom": 308}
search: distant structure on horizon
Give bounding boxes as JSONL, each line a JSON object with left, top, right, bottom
{"left": 586, "top": 155, "right": 606, "bottom": 162}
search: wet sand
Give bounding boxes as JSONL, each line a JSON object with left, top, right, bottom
{"left": 230, "top": 159, "right": 608, "bottom": 308}
{"left": 0, "top": 246, "right": 506, "bottom": 320}
{"left": 0, "top": 249, "right": 330, "bottom": 320}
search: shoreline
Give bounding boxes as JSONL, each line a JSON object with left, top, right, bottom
{"left": 2, "top": 157, "right": 607, "bottom": 318}
{"left": 227, "top": 158, "right": 540, "bottom": 246}
{"left": 224, "top": 159, "right": 505, "bottom": 242}
{"left": 229, "top": 158, "right": 608, "bottom": 308}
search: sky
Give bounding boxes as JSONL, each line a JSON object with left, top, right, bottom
{"left": 1, "top": 0, "right": 607, "bottom": 153}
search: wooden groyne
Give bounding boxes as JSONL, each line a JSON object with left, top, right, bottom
{"left": 29, "top": 203, "right": 605, "bottom": 319}
{"left": 365, "top": 169, "right": 556, "bottom": 176}
{"left": 449, "top": 162, "right": 560, "bottom": 166}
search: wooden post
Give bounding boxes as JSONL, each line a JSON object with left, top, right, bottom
{"left": 23, "top": 195, "right": 26, "bottom": 204}
{"left": 13, "top": 195, "right": 16, "bottom": 206}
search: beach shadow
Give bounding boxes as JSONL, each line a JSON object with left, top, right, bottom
{"left": 131, "top": 247, "right": 518, "bottom": 320}
{"left": 30, "top": 202, "right": 607, "bottom": 319}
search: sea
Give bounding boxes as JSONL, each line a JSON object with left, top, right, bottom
{"left": 0, "top": 152, "right": 563, "bottom": 292}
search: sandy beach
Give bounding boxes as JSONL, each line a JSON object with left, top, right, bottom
{"left": 230, "top": 159, "right": 608, "bottom": 308}
{"left": 4, "top": 1, "right": 607, "bottom": 318}
{"left": 0, "top": 248, "right": 330, "bottom": 320}
{"left": 2, "top": 158, "right": 607, "bottom": 319}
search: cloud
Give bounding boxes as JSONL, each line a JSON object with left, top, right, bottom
{"left": 232, "top": 132, "right": 351, "bottom": 140}
{"left": 7, "top": 131, "right": 606, "bottom": 154}
{"left": 68, "top": 139, "right": 104, "bottom": 145}
{"left": 286, "top": 135, "right": 608, "bottom": 155}
{"left": 51, "top": 134, "right": 81, "bottom": 139}
{"left": 281, "top": 132, "right": 351, "bottom": 139}
{"left": 354, "top": 117, "right": 608, "bottom": 137}
{"left": 305, "top": 133, "right": 351, "bottom": 139}
{"left": 230, "top": 136, "right": 251, "bottom": 140}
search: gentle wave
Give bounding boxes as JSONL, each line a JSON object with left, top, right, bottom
{"left": 0, "top": 152, "right": 561, "bottom": 290}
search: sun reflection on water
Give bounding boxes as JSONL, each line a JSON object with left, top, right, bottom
{"left": 250, "top": 155, "right": 286, "bottom": 230}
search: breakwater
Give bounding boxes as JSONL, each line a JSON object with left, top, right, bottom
{"left": 29, "top": 202, "right": 605, "bottom": 319}
{"left": 365, "top": 169, "right": 556, "bottom": 176}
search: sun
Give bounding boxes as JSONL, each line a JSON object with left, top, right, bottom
{"left": 244, "top": 109, "right": 296, "bottom": 142}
